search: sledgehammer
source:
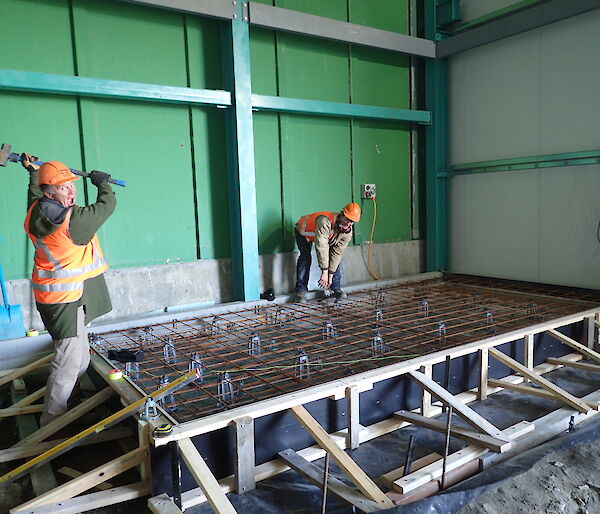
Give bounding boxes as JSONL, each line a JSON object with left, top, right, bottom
{"left": 0, "top": 143, "right": 126, "bottom": 187}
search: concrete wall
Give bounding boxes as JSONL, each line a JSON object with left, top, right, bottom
{"left": 7, "top": 240, "right": 423, "bottom": 333}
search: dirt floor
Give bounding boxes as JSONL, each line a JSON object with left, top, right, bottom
{"left": 458, "top": 439, "right": 600, "bottom": 514}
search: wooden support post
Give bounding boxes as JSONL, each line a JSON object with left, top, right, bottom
{"left": 524, "top": 333, "right": 534, "bottom": 382}
{"left": 290, "top": 405, "right": 390, "bottom": 507}
{"left": 138, "top": 421, "right": 151, "bottom": 483}
{"left": 546, "top": 329, "right": 600, "bottom": 363}
{"left": 420, "top": 365, "right": 432, "bottom": 417}
{"left": 407, "top": 370, "right": 511, "bottom": 443}
{"left": 595, "top": 314, "right": 600, "bottom": 352}
{"left": 10, "top": 379, "right": 57, "bottom": 496}
{"left": 345, "top": 385, "right": 360, "bottom": 450}
{"left": 488, "top": 347, "right": 591, "bottom": 414}
{"left": 233, "top": 416, "right": 255, "bottom": 493}
{"left": 12, "top": 446, "right": 148, "bottom": 512}
{"left": 178, "top": 438, "right": 236, "bottom": 514}
{"left": 478, "top": 349, "right": 488, "bottom": 401}
{"left": 584, "top": 316, "right": 595, "bottom": 349}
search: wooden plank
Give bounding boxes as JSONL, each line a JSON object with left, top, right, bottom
{"left": 180, "top": 352, "right": 585, "bottom": 510}
{"left": 478, "top": 349, "right": 488, "bottom": 400}
{"left": 407, "top": 370, "right": 511, "bottom": 443}
{"left": 393, "top": 411, "right": 511, "bottom": 452}
{"left": 11, "top": 386, "right": 46, "bottom": 407}
{"left": 346, "top": 385, "right": 360, "bottom": 450}
{"left": 0, "top": 427, "right": 133, "bottom": 463}
{"left": 393, "top": 421, "right": 534, "bottom": 494}
{"left": 0, "top": 354, "right": 52, "bottom": 387}
{"left": 13, "top": 387, "right": 115, "bottom": 447}
{"left": 12, "top": 446, "right": 148, "bottom": 512}
{"left": 148, "top": 493, "right": 184, "bottom": 514}
{"left": 278, "top": 449, "right": 382, "bottom": 513}
{"left": 584, "top": 316, "right": 595, "bottom": 349}
{"left": 595, "top": 314, "right": 600, "bottom": 353}
{"left": 0, "top": 404, "right": 43, "bottom": 417}
{"left": 138, "top": 421, "right": 151, "bottom": 482}
{"left": 57, "top": 466, "right": 114, "bottom": 490}
{"left": 12, "top": 481, "right": 151, "bottom": 514}
{"left": 420, "top": 365, "right": 432, "bottom": 417}
{"left": 290, "top": 405, "right": 390, "bottom": 507}
{"left": 178, "top": 437, "right": 236, "bottom": 514}
{"left": 524, "top": 333, "right": 534, "bottom": 381}
{"left": 233, "top": 416, "right": 255, "bottom": 493}
{"left": 546, "top": 357, "right": 600, "bottom": 373}
{"left": 546, "top": 328, "right": 600, "bottom": 363}
{"left": 488, "top": 379, "right": 600, "bottom": 410}
{"left": 379, "top": 453, "right": 442, "bottom": 490}
{"left": 488, "top": 347, "right": 592, "bottom": 414}
{"left": 10, "top": 379, "right": 57, "bottom": 496}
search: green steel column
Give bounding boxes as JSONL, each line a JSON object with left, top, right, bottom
{"left": 221, "top": 5, "right": 260, "bottom": 301}
{"left": 424, "top": 1, "right": 449, "bottom": 272}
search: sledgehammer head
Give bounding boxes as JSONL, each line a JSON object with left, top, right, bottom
{"left": 0, "top": 144, "right": 11, "bottom": 167}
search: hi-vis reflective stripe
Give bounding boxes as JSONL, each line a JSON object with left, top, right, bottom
{"left": 34, "top": 240, "right": 61, "bottom": 270}
{"left": 298, "top": 218, "right": 314, "bottom": 238}
{"left": 34, "top": 256, "right": 107, "bottom": 279}
{"left": 32, "top": 281, "right": 83, "bottom": 292}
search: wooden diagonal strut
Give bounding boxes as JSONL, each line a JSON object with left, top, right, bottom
{"left": 407, "top": 370, "right": 511, "bottom": 445}
{"left": 488, "top": 347, "right": 591, "bottom": 414}
{"left": 290, "top": 405, "right": 390, "bottom": 508}
{"left": 546, "top": 329, "right": 600, "bottom": 362}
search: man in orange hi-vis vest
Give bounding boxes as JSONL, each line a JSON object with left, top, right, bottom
{"left": 294, "top": 203, "right": 361, "bottom": 303}
{"left": 21, "top": 153, "right": 116, "bottom": 426}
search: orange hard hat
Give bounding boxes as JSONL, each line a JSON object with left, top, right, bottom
{"left": 38, "top": 161, "right": 80, "bottom": 186}
{"left": 341, "top": 202, "right": 361, "bottom": 222}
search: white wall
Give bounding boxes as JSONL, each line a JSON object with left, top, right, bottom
{"left": 448, "top": 9, "right": 600, "bottom": 289}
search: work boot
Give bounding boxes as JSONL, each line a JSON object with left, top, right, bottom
{"left": 294, "top": 291, "right": 307, "bottom": 304}
{"left": 333, "top": 289, "right": 346, "bottom": 300}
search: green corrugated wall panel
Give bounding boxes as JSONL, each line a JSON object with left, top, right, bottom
{"left": 281, "top": 116, "right": 352, "bottom": 249}
{"left": 78, "top": 99, "right": 197, "bottom": 267}
{"left": 277, "top": 0, "right": 348, "bottom": 20}
{"left": 187, "top": 14, "right": 231, "bottom": 259}
{"left": 0, "top": 93, "right": 82, "bottom": 280}
{"left": 0, "top": 0, "right": 73, "bottom": 75}
{"left": 249, "top": 27, "right": 278, "bottom": 95}
{"left": 73, "top": 0, "right": 187, "bottom": 86}
{"left": 253, "top": 113, "right": 284, "bottom": 255}
{"left": 353, "top": 122, "right": 411, "bottom": 243}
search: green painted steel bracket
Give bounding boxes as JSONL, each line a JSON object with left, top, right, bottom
{"left": 252, "top": 94, "right": 431, "bottom": 124}
{"left": 0, "top": 69, "right": 232, "bottom": 107}
{"left": 439, "top": 150, "right": 600, "bottom": 177}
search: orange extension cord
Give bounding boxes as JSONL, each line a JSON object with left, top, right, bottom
{"left": 367, "top": 196, "right": 380, "bottom": 281}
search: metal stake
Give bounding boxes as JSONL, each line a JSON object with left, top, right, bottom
{"left": 441, "top": 405, "right": 453, "bottom": 490}
{"left": 402, "top": 435, "right": 416, "bottom": 477}
{"left": 321, "top": 453, "right": 330, "bottom": 514}
{"left": 169, "top": 441, "right": 182, "bottom": 509}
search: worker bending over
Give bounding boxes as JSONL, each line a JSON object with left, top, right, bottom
{"left": 294, "top": 203, "right": 361, "bottom": 302}
{"left": 21, "top": 154, "right": 116, "bottom": 425}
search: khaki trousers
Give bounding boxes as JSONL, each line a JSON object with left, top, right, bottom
{"left": 40, "top": 306, "right": 90, "bottom": 426}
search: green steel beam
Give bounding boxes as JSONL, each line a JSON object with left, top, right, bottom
{"left": 450, "top": 0, "right": 547, "bottom": 34}
{"left": 0, "top": 69, "right": 231, "bottom": 107}
{"left": 440, "top": 150, "right": 600, "bottom": 177}
{"left": 251, "top": 94, "right": 431, "bottom": 124}
{"left": 221, "top": 6, "right": 260, "bottom": 302}
{"left": 425, "top": 2, "right": 449, "bottom": 272}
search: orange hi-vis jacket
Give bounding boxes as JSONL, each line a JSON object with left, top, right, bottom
{"left": 296, "top": 211, "right": 338, "bottom": 242}
{"left": 24, "top": 201, "right": 108, "bottom": 304}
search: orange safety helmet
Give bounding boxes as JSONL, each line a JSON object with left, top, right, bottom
{"left": 38, "top": 161, "right": 80, "bottom": 186}
{"left": 341, "top": 202, "right": 361, "bottom": 222}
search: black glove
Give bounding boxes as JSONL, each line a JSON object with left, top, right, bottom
{"left": 89, "top": 170, "right": 111, "bottom": 187}
{"left": 20, "top": 153, "right": 39, "bottom": 172}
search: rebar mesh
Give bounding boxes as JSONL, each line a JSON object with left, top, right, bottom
{"left": 90, "top": 276, "right": 599, "bottom": 423}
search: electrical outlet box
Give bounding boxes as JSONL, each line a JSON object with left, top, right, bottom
{"left": 361, "top": 184, "right": 376, "bottom": 199}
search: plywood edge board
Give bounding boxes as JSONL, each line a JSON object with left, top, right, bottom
{"left": 278, "top": 449, "right": 383, "bottom": 513}
{"left": 148, "top": 493, "right": 184, "bottom": 514}
{"left": 12, "top": 446, "right": 148, "bottom": 511}
{"left": 180, "top": 353, "right": 583, "bottom": 510}
{"left": 407, "top": 370, "right": 511, "bottom": 444}
{"left": 393, "top": 411, "right": 511, "bottom": 452}
{"left": 11, "top": 481, "right": 151, "bottom": 514}
{"left": 393, "top": 421, "right": 534, "bottom": 494}
{"left": 178, "top": 438, "right": 237, "bottom": 514}
{"left": 546, "top": 329, "right": 600, "bottom": 362}
{"left": 488, "top": 348, "right": 591, "bottom": 414}
{"left": 155, "top": 311, "right": 595, "bottom": 444}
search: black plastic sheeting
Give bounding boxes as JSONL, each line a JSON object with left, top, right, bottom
{"left": 151, "top": 322, "right": 600, "bottom": 512}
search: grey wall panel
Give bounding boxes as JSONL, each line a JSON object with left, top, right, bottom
{"left": 459, "top": 0, "right": 518, "bottom": 23}
{"left": 449, "top": 171, "right": 540, "bottom": 281}
{"left": 539, "top": 165, "right": 600, "bottom": 289}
